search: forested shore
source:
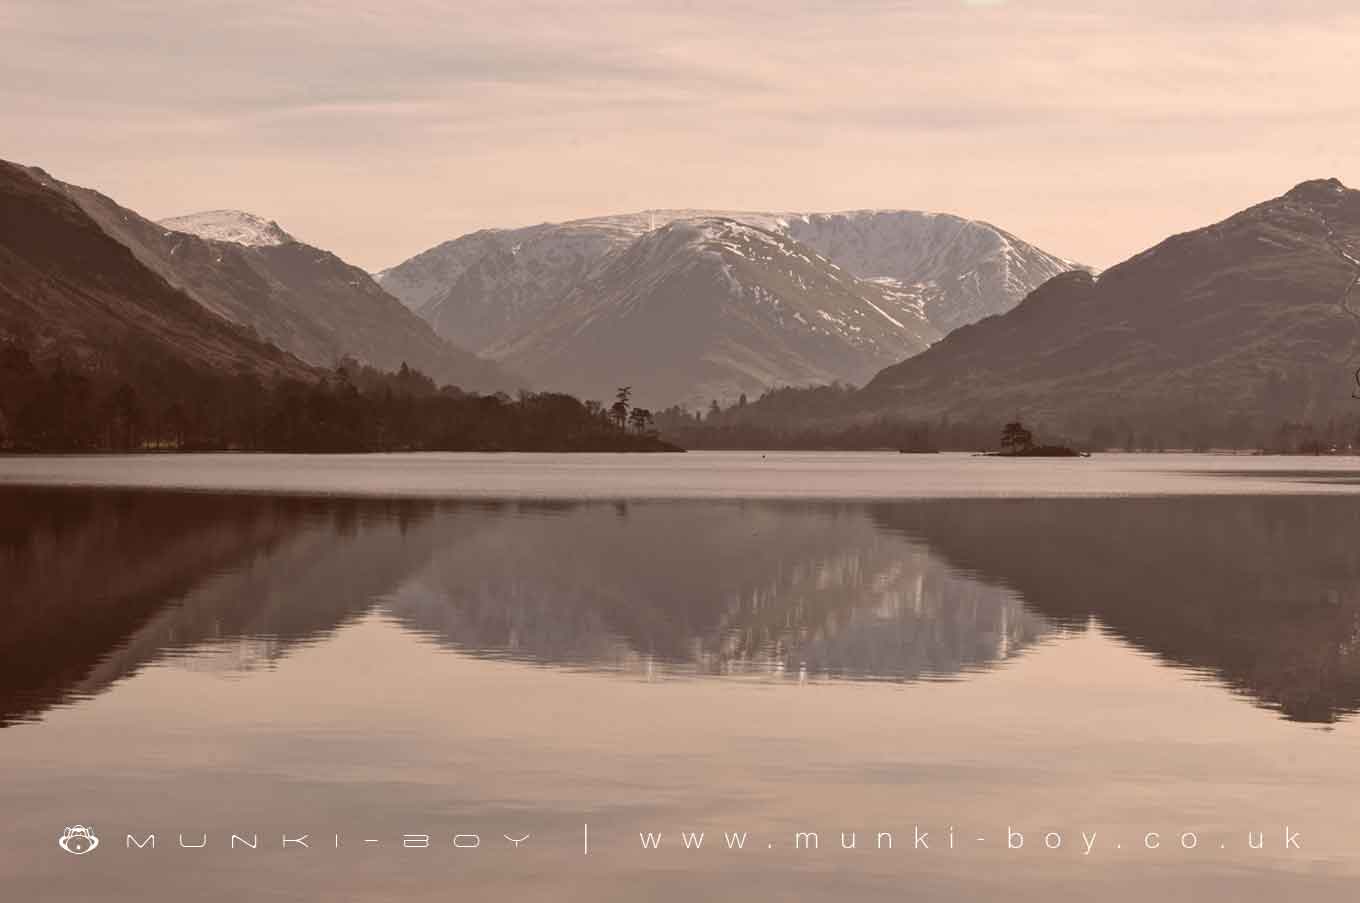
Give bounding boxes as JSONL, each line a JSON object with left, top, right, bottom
{"left": 0, "top": 346, "right": 679, "bottom": 453}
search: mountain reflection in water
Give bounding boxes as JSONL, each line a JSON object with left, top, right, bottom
{"left": 2, "top": 488, "right": 1358, "bottom": 725}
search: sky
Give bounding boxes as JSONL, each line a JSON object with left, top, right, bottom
{"left": 3, "top": 0, "right": 1359, "bottom": 272}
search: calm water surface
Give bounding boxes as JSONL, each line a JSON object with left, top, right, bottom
{"left": 3, "top": 453, "right": 1360, "bottom": 901}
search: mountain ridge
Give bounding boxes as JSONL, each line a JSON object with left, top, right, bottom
{"left": 0, "top": 161, "right": 314, "bottom": 388}
{"left": 29, "top": 170, "right": 519, "bottom": 394}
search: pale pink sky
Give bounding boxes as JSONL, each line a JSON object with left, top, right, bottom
{"left": 3, "top": 0, "right": 1358, "bottom": 271}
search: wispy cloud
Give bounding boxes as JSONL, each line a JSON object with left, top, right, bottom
{"left": 2, "top": 0, "right": 1358, "bottom": 270}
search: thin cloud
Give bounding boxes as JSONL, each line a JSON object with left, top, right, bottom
{"left": 1, "top": 0, "right": 1357, "bottom": 271}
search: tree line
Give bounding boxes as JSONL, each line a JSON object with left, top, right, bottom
{"left": 0, "top": 343, "right": 678, "bottom": 453}
{"left": 652, "top": 383, "right": 1360, "bottom": 453}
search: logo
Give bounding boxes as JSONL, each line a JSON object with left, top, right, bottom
{"left": 58, "top": 825, "right": 99, "bottom": 855}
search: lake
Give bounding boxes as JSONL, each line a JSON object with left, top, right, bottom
{"left": 3, "top": 453, "right": 1360, "bottom": 901}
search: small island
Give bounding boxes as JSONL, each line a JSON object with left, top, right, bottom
{"left": 984, "top": 420, "right": 1087, "bottom": 458}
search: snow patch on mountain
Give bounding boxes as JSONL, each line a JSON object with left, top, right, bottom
{"left": 159, "top": 210, "right": 295, "bottom": 247}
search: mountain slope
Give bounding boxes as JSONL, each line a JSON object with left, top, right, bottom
{"left": 841, "top": 179, "right": 1360, "bottom": 441}
{"left": 0, "top": 162, "right": 312, "bottom": 387}
{"left": 781, "top": 211, "right": 1077, "bottom": 332}
{"left": 35, "top": 173, "right": 515, "bottom": 392}
{"left": 494, "top": 218, "right": 941, "bottom": 407}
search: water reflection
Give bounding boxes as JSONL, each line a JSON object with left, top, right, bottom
{"left": 3, "top": 489, "right": 1359, "bottom": 725}
{"left": 383, "top": 502, "right": 1047, "bottom": 679}
{"left": 0, "top": 489, "right": 441, "bottom": 725}
{"left": 871, "top": 497, "right": 1360, "bottom": 723}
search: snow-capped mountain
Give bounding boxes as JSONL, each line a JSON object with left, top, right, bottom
{"left": 158, "top": 210, "right": 294, "bottom": 247}
{"left": 34, "top": 183, "right": 518, "bottom": 393}
{"left": 375, "top": 209, "right": 789, "bottom": 315}
{"left": 405, "top": 221, "right": 629, "bottom": 351}
{"left": 0, "top": 163, "right": 313, "bottom": 389}
{"left": 493, "top": 217, "right": 941, "bottom": 408}
{"left": 781, "top": 211, "right": 1077, "bottom": 332}
{"left": 377, "top": 208, "right": 1080, "bottom": 405}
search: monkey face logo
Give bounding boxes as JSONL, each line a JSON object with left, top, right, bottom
{"left": 58, "top": 825, "right": 99, "bottom": 855}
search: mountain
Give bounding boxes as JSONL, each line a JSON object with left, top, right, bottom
{"left": 492, "top": 218, "right": 939, "bottom": 407}
{"left": 0, "top": 161, "right": 311, "bottom": 388}
{"left": 33, "top": 172, "right": 516, "bottom": 393}
{"left": 731, "top": 178, "right": 1360, "bottom": 447}
{"left": 379, "top": 208, "right": 1076, "bottom": 406}
{"left": 780, "top": 211, "right": 1077, "bottom": 332}
{"left": 378, "top": 221, "right": 590, "bottom": 323}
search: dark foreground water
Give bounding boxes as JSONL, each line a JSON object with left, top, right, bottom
{"left": 3, "top": 455, "right": 1360, "bottom": 900}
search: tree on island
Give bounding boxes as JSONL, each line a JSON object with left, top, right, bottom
{"left": 1000, "top": 420, "right": 1034, "bottom": 455}
{"left": 628, "top": 407, "right": 655, "bottom": 435}
{"left": 611, "top": 386, "right": 632, "bottom": 429}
